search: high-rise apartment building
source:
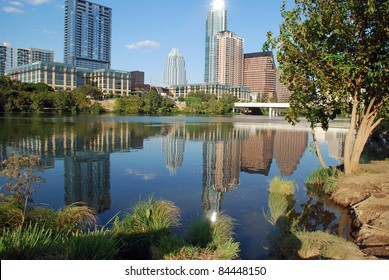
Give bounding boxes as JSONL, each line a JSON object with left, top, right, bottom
{"left": 204, "top": 0, "right": 227, "bottom": 83}
{"left": 217, "top": 31, "right": 244, "bottom": 86}
{"left": 64, "top": 0, "right": 112, "bottom": 70}
{"left": 0, "top": 42, "right": 54, "bottom": 76}
{"left": 163, "top": 48, "right": 187, "bottom": 86}
{"left": 243, "top": 52, "right": 276, "bottom": 101}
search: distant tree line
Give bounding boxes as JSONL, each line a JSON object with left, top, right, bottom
{"left": 113, "top": 91, "right": 177, "bottom": 115}
{"left": 181, "top": 92, "right": 238, "bottom": 114}
{"left": 0, "top": 76, "right": 102, "bottom": 113}
{"left": 0, "top": 77, "right": 240, "bottom": 115}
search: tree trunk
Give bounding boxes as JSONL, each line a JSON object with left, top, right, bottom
{"left": 344, "top": 95, "right": 358, "bottom": 175}
{"left": 344, "top": 94, "right": 386, "bottom": 174}
{"left": 311, "top": 127, "right": 328, "bottom": 168}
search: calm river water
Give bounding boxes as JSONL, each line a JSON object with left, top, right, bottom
{"left": 0, "top": 114, "right": 351, "bottom": 259}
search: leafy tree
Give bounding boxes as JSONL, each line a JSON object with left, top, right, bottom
{"left": 220, "top": 94, "right": 238, "bottom": 114}
{"left": 52, "top": 90, "right": 73, "bottom": 112}
{"left": 76, "top": 85, "right": 103, "bottom": 100}
{"left": 188, "top": 92, "right": 212, "bottom": 102}
{"left": 264, "top": 0, "right": 389, "bottom": 174}
{"left": 114, "top": 95, "right": 141, "bottom": 114}
{"left": 69, "top": 90, "right": 92, "bottom": 112}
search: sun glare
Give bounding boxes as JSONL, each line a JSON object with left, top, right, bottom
{"left": 212, "top": 0, "right": 225, "bottom": 10}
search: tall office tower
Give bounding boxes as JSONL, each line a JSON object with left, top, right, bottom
{"left": 64, "top": 0, "right": 112, "bottom": 70}
{"left": 204, "top": 0, "right": 227, "bottom": 83}
{"left": 243, "top": 52, "right": 276, "bottom": 101}
{"left": 163, "top": 48, "right": 187, "bottom": 86}
{"left": 0, "top": 42, "right": 54, "bottom": 76}
{"left": 217, "top": 31, "right": 244, "bottom": 86}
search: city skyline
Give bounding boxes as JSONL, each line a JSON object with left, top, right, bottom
{"left": 0, "top": 0, "right": 286, "bottom": 84}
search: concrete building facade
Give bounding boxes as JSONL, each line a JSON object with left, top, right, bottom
{"left": 170, "top": 83, "right": 250, "bottom": 102}
{"left": 6, "top": 61, "right": 132, "bottom": 96}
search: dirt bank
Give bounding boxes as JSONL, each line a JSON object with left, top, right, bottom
{"left": 330, "top": 160, "right": 389, "bottom": 259}
{"left": 96, "top": 99, "right": 115, "bottom": 112}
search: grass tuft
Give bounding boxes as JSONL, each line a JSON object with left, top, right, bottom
{"left": 0, "top": 224, "right": 61, "bottom": 260}
{"left": 268, "top": 177, "right": 295, "bottom": 196}
{"left": 55, "top": 203, "right": 97, "bottom": 234}
{"left": 305, "top": 167, "right": 340, "bottom": 194}
{"left": 64, "top": 229, "right": 120, "bottom": 260}
{"left": 0, "top": 197, "right": 24, "bottom": 231}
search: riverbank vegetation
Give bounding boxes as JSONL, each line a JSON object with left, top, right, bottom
{"left": 0, "top": 197, "right": 239, "bottom": 260}
{"left": 0, "top": 76, "right": 179, "bottom": 115}
{"left": 0, "top": 153, "right": 239, "bottom": 260}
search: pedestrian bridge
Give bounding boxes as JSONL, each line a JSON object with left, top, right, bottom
{"left": 234, "top": 102, "right": 290, "bottom": 116}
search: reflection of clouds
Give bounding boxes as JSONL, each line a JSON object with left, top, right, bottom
{"left": 126, "top": 168, "right": 157, "bottom": 180}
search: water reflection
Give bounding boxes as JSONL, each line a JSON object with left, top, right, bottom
{"left": 0, "top": 116, "right": 346, "bottom": 233}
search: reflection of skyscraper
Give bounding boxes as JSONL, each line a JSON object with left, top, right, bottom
{"left": 203, "top": 139, "right": 240, "bottom": 193}
{"left": 162, "top": 124, "right": 186, "bottom": 175}
{"left": 64, "top": 151, "right": 111, "bottom": 214}
{"left": 204, "top": 0, "right": 227, "bottom": 83}
{"left": 202, "top": 182, "right": 223, "bottom": 222}
{"left": 241, "top": 130, "right": 275, "bottom": 175}
{"left": 273, "top": 130, "right": 308, "bottom": 176}
{"left": 326, "top": 131, "right": 345, "bottom": 163}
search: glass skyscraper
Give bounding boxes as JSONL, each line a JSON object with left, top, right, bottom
{"left": 64, "top": 0, "right": 112, "bottom": 70}
{"left": 204, "top": 0, "right": 227, "bottom": 83}
{"left": 163, "top": 48, "right": 187, "bottom": 86}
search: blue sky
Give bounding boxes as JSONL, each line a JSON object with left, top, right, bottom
{"left": 0, "top": 0, "right": 285, "bottom": 84}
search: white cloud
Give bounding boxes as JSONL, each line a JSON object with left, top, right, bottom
{"left": 126, "top": 168, "right": 157, "bottom": 180}
{"left": 8, "top": 1, "right": 24, "bottom": 6}
{"left": 3, "top": 6, "right": 24, "bottom": 13}
{"left": 25, "top": 0, "right": 50, "bottom": 5}
{"left": 125, "top": 40, "right": 160, "bottom": 50}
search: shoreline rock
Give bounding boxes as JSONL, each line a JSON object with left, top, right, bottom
{"left": 330, "top": 161, "right": 389, "bottom": 259}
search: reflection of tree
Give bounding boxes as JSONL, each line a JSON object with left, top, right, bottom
{"left": 264, "top": 178, "right": 352, "bottom": 259}
{"left": 303, "top": 184, "right": 351, "bottom": 238}
{"left": 298, "top": 197, "right": 338, "bottom": 234}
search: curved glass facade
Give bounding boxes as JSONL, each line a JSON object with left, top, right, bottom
{"left": 204, "top": 0, "right": 227, "bottom": 83}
